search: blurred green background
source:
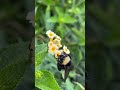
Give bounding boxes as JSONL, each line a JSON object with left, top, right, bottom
{"left": 35, "top": 0, "right": 85, "bottom": 90}
{"left": 0, "top": 0, "right": 34, "bottom": 90}
{"left": 86, "top": 0, "right": 120, "bottom": 90}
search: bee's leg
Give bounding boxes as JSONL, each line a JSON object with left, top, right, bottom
{"left": 64, "top": 66, "right": 70, "bottom": 82}
{"left": 57, "top": 63, "right": 62, "bottom": 71}
{"left": 64, "top": 64, "right": 74, "bottom": 82}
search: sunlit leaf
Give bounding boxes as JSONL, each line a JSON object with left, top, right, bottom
{"left": 35, "top": 44, "right": 47, "bottom": 66}
{"left": 74, "top": 82, "right": 85, "bottom": 90}
{"left": 35, "top": 71, "right": 61, "bottom": 90}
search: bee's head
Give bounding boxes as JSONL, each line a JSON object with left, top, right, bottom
{"left": 58, "top": 52, "right": 71, "bottom": 65}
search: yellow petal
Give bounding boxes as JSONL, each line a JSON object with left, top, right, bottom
{"left": 48, "top": 44, "right": 58, "bottom": 55}
{"left": 63, "top": 45, "right": 70, "bottom": 54}
{"left": 46, "top": 30, "right": 55, "bottom": 38}
{"left": 53, "top": 39, "right": 60, "bottom": 45}
{"left": 48, "top": 41, "right": 54, "bottom": 48}
{"left": 54, "top": 50, "right": 61, "bottom": 58}
{"left": 55, "top": 35, "right": 61, "bottom": 40}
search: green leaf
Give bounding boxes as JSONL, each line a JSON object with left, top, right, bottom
{"left": 55, "top": 7, "right": 77, "bottom": 24}
{"left": 35, "top": 71, "right": 43, "bottom": 79}
{"left": 40, "top": 0, "right": 55, "bottom": 5}
{"left": 48, "top": 16, "right": 58, "bottom": 23}
{"left": 62, "top": 79, "right": 74, "bottom": 90}
{"left": 0, "top": 42, "right": 29, "bottom": 69}
{"left": 72, "top": 28, "right": 85, "bottom": 46}
{"left": 0, "top": 60, "right": 29, "bottom": 89}
{"left": 35, "top": 44, "right": 47, "bottom": 66}
{"left": 58, "top": 14, "right": 77, "bottom": 24}
{"left": 79, "top": 50, "right": 83, "bottom": 60}
{"left": 74, "top": 82, "right": 85, "bottom": 90}
{"left": 35, "top": 71, "right": 61, "bottom": 90}
{"left": 0, "top": 42, "right": 30, "bottom": 89}
{"left": 89, "top": 5, "right": 120, "bottom": 46}
{"left": 55, "top": 7, "right": 64, "bottom": 16}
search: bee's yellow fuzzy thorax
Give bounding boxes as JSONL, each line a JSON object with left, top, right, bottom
{"left": 62, "top": 56, "right": 70, "bottom": 65}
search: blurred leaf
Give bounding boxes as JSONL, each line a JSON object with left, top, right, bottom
{"left": 89, "top": 5, "right": 120, "bottom": 46}
{"left": 48, "top": 16, "right": 58, "bottom": 23}
{"left": 35, "top": 44, "right": 47, "bottom": 66}
{"left": 74, "top": 82, "right": 85, "bottom": 90}
{"left": 0, "top": 42, "right": 29, "bottom": 69}
{"left": 35, "top": 71, "right": 61, "bottom": 90}
{"left": 55, "top": 7, "right": 64, "bottom": 16}
{"left": 62, "top": 79, "right": 74, "bottom": 90}
{"left": 59, "top": 14, "right": 77, "bottom": 24}
{"left": 0, "top": 42, "right": 29, "bottom": 89}
{"left": 40, "top": 0, "right": 55, "bottom": 5}
{"left": 72, "top": 28, "right": 85, "bottom": 46}
{"left": 79, "top": 50, "right": 83, "bottom": 60}
{"left": 0, "top": 60, "right": 29, "bottom": 89}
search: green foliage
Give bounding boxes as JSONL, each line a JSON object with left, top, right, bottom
{"left": 36, "top": 71, "right": 61, "bottom": 90}
{"left": 89, "top": 5, "right": 120, "bottom": 46}
{"left": 0, "top": 42, "right": 31, "bottom": 89}
{"left": 87, "top": 1, "right": 120, "bottom": 90}
{"left": 0, "top": 0, "right": 34, "bottom": 89}
{"left": 35, "top": 44, "right": 60, "bottom": 90}
{"left": 35, "top": 0, "right": 85, "bottom": 89}
{"left": 35, "top": 44, "right": 47, "bottom": 66}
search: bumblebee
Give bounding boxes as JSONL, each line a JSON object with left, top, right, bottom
{"left": 57, "top": 52, "right": 74, "bottom": 81}
{"left": 46, "top": 30, "right": 74, "bottom": 81}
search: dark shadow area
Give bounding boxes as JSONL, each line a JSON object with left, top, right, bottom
{"left": 86, "top": 0, "right": 120, "bottom": 90}
{"left": 0, "top": 0, "right": 34, "bottom": 90}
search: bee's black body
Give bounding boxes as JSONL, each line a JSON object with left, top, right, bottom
{"left": 57, "top": 53, "right": 71, "bottom": 71}
{"left": 57, "top": 52, "right": 73, "bottom": 81}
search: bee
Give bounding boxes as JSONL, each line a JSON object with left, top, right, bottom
{"left": 57, "top": 52, "right": 74, "bottom": 82}
{"left": 46, "top": 30, "right": 74, "bottom": 81}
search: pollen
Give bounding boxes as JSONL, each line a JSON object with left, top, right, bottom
{"left": 52, "top": 46, "right": 55, "bottom": 51}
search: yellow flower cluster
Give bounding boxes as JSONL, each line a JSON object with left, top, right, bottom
{"left": 46, "top": 30, "right": 70, "bottom": 58}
